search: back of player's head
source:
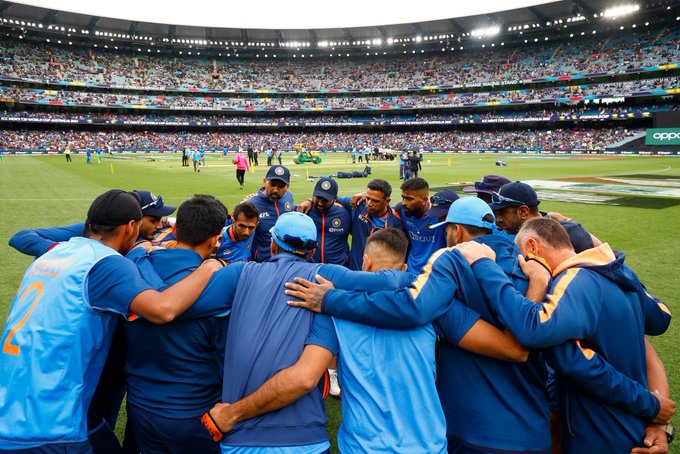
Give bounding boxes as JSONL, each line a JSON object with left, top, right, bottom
{"left": 270, "top": 211, "right": 317, "bottom": 257}
{"left": 400, "top": 177, "right": 429, "bottom": 192}
{"left": 517, "top": 217, "right": 574, "bottom": 251}
{"left": 175, "top": 195, "right": 228, "bottom": 246}
{"left": 365, "top": 228, "right": 409, "bottom": 265}
{"left": 367, "top": 179, "right": 392, "bottom": 198}
{"left": 233, "top": 202, "right": 259, "bottom": 221}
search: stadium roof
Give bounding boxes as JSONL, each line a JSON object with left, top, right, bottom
{"left": 0, "top": 0, "right": 677, "bottom": 49}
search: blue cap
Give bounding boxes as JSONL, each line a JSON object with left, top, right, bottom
{"left": 269, "top": 212, "right": 318, "bottom": 255}
{"left": 428, "top": 197, "right": 496, "bottom": 230}
{"left": 488, "top": 181, "right": 540, "bottom": 211}
{"left": 265, "top": 165, "right": 290, "bottom": 185}
{"left": 313, "top": 177, "right": 338, "bottom": 201}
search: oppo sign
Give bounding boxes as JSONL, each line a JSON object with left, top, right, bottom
{"left": 646, "top": 128, "right": 680, "bottom": 145}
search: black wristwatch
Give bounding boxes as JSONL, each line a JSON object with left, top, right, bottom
{"left": 656, "top": 423, "right": 675, "bottom": 444}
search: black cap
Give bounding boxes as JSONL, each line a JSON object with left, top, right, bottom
{"left": 265, "top": 165, "right": 290, "bottom": 185}
{"left": 313, "top": 177, "right": 338, "bottom": 201}
{"left": 87, "top": 190, "right": 143, "bottom": 226}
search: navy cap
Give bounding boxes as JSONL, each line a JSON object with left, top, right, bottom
{"left": 488, "top": 182, "right": 540, "bottom": 211}
{"left": 269, "top": 212, "right": 318, "bottom": 255}
{"left": 427, "top": 189, "right": 460, "bottom": 220}
{"left": 313, "top": 177, "right": 338, "bottom": 201}
{"left": 133, "top": 190, "right": 176, "bottom": 217}
{"left": 266, "top": 165, "right": 290, "bottom": 185}
{"left": 429, "top": 197, "right": 495, "bottom": 230}
{"left": 463, "top": 174, "right": 511, "bottom": 195}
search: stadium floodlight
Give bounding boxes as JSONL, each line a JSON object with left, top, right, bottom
{"left": 603, "top": 4, "right": 639, "bottom": 18}
{"left": 373, "top": 38, "right": 382, "bottom": 45}
{"left": 387, "top": 37, "right": 393, "bottom": 44}
{"left": 415, "top": 35, "right": 422, "bottom": 42}
{"left": 470, "top": 26, "right": 501, "bottom": 37}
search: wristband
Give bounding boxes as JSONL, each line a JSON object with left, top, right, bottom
{"left": 655, "top": 423, "right": 675, "bottom": 444}
{"left": 201, "top": 411, "right": 224, "bottom": 442}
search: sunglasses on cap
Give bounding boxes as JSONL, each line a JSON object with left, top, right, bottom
{"left": 141, "top": 195, "right": 164, "bottom": 211}
{"left": 430, "top": 195, "right": 454, "bottom": 206}
{"left": 491, "top": 192, "right": 526, "bottom": 206}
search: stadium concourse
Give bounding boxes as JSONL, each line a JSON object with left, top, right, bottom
{"left": 0, "top": 0, "right": 678, "bottom": 453}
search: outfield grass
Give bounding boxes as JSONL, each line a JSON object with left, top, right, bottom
{"left": 1, "top": 151, "right": 678, "bottom": 452}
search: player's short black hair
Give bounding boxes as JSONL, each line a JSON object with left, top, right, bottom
{"left": 233, "top": 202, "right": 259, "bottom": 221}
{"left": 367, "top": 179, "right": 392, "bottom": 198}
{"left": 400, "top": 177, "right": 429, "bottom": 192}
{"left": 365, "top": 228, "right": 408, "bottom": 263}
{"left": 174, "top": 194, "right": 228, "bottom": 246}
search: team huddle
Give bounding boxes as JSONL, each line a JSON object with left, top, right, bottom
{"left": 0, "top": 164, "right": 674, "bottom": 454}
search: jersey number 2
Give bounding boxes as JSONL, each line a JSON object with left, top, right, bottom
{"left": 2, "top": 282, "right": 43, "bottom": 356}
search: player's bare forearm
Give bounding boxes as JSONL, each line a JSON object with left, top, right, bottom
{"left": 130, "top": 259, "right": 223, "bottom": 323}
{"left": 646, "top": 339, "right": 675, "bottom": 424}
{"left": 208, "top": 345, "right": 332, "bottom": 433}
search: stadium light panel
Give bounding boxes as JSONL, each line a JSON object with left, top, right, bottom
{"left": 603, "top": 4, "right": 639, "bottom": 18}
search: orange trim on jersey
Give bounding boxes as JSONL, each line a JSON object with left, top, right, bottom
{"left": 227, "top": 225, "right": 237, "bottom": 242}
{"left": 540, "top": 268, "right": 580, "bottom": 322}
{"left": 152, "top": 228, "right": 174, "bottom": 244}
{"left": 575, "top": 340, "right": 596, "bottom": 360}
{"left": 409, "top": 247, "right": 452, "bottom": 300}
{"left": 321, "top": 213, "right": 326, "bottom": 263}
{"left": 321, "top": 369, "right": 331, "bottom": 399}
{"left": 552, "top": 243, "right": 616, "bottom": 277}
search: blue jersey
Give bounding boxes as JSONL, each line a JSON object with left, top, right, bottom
{"left": 309, "top": 203, "right": 351, "bottom": 265}
{"left": 221, "top": 254, "right": 337, "bottom": 449}
{"left": 393, "top": 203, "right": 447, "bottom": 274}
{"left": 242, "top": 189, "right": 295, "bottom": 262}
{"left": 124, "top": 247, "right": 242, "bottom": 418}
{"left": 470, "top": 245, "right": 671, "bottom": 453}
{"left": 215, "top": 223, "right": 254, "bottom": 263}
{"left": 217, "top": 255, "right": 413, "bottom": 449}
{"left": 337, "top": 197, "right": 403, "bottom": 270}
{"left": 0, "top": 238, "right": 151, "bottom": 448}
{"left": 331, "top": 270, "right": 447, "bottom": 453}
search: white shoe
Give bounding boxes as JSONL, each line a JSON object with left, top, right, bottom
{"left": 328, "top": 369, "right": 341, "bottom": 398}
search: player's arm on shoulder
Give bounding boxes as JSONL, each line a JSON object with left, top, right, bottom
{"left": 9, "top": 222, "right": 85, "bottom": 258}
{"left": 437, "top": 302, "right": 528, "bottom": 362}
{"left": 205, "top": 314, "right": 337, "bottom": 437}
{"left": 128, "top": 258, "right": 223, "bottom": 324}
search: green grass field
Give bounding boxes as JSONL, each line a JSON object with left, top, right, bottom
{"left": 1, "top": 151, "right": 678, "bottom": 452}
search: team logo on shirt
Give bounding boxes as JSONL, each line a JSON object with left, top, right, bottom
{"left": 284, "top": 202, "right": 292, "bottom": 211}
{"left": 274, "top": 166, "right": 285, "bottom": 176}
{"left": 222, "top": 249, "right": 231, "bottom": 256}
{"left": 332, "top": 218, "right": 342, "bottom": 228}
{"left": 321, "top": 181, "right": 332, "bottom": 190}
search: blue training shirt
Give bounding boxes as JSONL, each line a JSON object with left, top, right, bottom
{"left": 124, "top": 247, "right": 243, "bottom": 418}
{"left": 0, "top": 238, "right": 151, "bottom": 449}
{"left": 308, "top": 203, "right": 351, "bottom": 265}
{"left": 242, "top": 189, "right": 295, "bottom": 262}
